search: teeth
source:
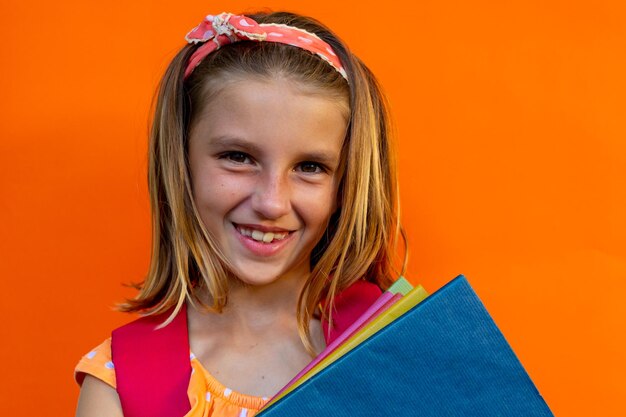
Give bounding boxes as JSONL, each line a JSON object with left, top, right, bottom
{"left": 238, "top": 226, "right": 288, "bottom": 243}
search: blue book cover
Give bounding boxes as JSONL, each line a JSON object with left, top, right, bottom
{"left": 258, "top": 275, "right": 554, "bottom": 416}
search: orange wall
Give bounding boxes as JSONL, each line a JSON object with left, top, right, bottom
{"left": 1, "top": 1, "right": 624, "bottom": 415}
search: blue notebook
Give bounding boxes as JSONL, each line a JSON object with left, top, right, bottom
{"left": 258, "top": 275, "right": 554, "bottom": 416}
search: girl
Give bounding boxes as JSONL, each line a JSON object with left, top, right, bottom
{"left": 75, "top": 10, "right": 402, "bottom": 417}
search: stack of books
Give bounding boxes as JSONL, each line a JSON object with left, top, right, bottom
{"left": 257, "top": 275, "right": 554, "bottom": 416}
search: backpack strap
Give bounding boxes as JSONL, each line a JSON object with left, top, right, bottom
{"left": 321, "top": 280, "right": 382, "bottom": 345}
{"left": 111, "top": 304, "right": 191, "bottom": 417}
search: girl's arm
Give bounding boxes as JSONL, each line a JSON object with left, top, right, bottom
{"left": 75, "top": 375, "right": 124, "bottom": 417}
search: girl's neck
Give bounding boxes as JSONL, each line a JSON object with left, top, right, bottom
{"left": 224, "top": 273, "right": 305, "bottom": 330}
{"left": 190, "top": 267, "right": 309, "bottom": 335}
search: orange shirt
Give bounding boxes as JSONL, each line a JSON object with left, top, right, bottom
{"left": 75, "top": 338, "right": 268, "bottom": 417}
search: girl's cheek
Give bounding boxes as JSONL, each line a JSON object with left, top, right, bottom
{"left": 294, "top": 184, "right": 336, "bottom": 210}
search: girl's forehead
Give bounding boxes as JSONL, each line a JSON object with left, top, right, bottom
{"left": 198, "top": 73, "right": 349, "bottom": 118}
{"left": 198, "top": 79, "right": 347, "bottom": 124}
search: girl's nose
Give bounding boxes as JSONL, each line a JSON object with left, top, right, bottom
{"left": 251, "top": 172, "right": 291, "bottom": 220}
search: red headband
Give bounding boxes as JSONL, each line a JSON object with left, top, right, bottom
{"left": 184, "top": 13, "right": 347, "bottom": 80}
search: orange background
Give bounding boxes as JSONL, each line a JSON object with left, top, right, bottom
{"left": 1, "top": 0, "right": 624, "bottom": 415}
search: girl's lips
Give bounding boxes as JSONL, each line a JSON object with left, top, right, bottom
{"left": 232, "top": 223, "right": 295, "bottom": 257}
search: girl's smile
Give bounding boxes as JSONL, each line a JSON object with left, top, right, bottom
{"left": 233, "top": 222, "right": 295, "bottom": 257}
{"left": 187, "top": 77, "right": 349, "bottom": 286}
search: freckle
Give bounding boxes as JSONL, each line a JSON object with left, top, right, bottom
{"left": 261, "top": 375, "right": 265, "bottom": 379}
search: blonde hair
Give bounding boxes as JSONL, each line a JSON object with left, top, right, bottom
{"left": 120, "top": 11, "right": 405, "bottom": 352}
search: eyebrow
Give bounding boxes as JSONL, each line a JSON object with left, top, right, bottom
{"left": 209, "top": 136, "right": 263, "bottom": 155}
{"left": 303, "top": 151, "right": 340, "bottom": 166}
{"left": 209, "top": 136, "right": 341, "bottom": 167}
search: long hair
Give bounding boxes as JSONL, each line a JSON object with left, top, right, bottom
{"left": 120, "top": 11, "right": 404, "bottom": 353}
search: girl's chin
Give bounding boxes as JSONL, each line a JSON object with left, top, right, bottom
{"left": 228, "top": 261, "right": 309, "bottom": 288}
{"left": 232, "top": 274, "right": 282, "bottom": 287}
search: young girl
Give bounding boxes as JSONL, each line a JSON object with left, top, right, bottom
{"left": 75, "top": 10, "right": 401, "bottom": 417}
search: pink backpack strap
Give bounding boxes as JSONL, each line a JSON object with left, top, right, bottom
{"left": 321, "top": 280, "right": 382, "bottom": 345}
{"left": 111, "top": 303, "right": 192, "bottom": 417}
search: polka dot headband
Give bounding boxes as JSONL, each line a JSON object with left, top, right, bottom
{"left": 184, "top": 12, "right": 348, "bottom": 81}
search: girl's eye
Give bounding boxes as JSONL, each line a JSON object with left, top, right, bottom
{"left": 298, "top": 162, "right": 325, "bottom": 174}
{"left": 221, "top": 152, "right": 252, "bottom": 164}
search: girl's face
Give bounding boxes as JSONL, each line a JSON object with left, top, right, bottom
{"left": 188, "top": 77, "right": 348, "bottom": 287}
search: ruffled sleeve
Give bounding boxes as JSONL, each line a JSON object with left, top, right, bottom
{"left": 75, "top": 337, "right": 116, "bottom": 388}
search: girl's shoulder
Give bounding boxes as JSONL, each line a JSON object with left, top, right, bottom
{"left": 75, "top": 337, "right": 116, "bottom": 388}
{"left": 74, "top": 334, "right": 269, "bottom": 416}
{"left": 74, "top": 306, "right": 189, "bottom": 396}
